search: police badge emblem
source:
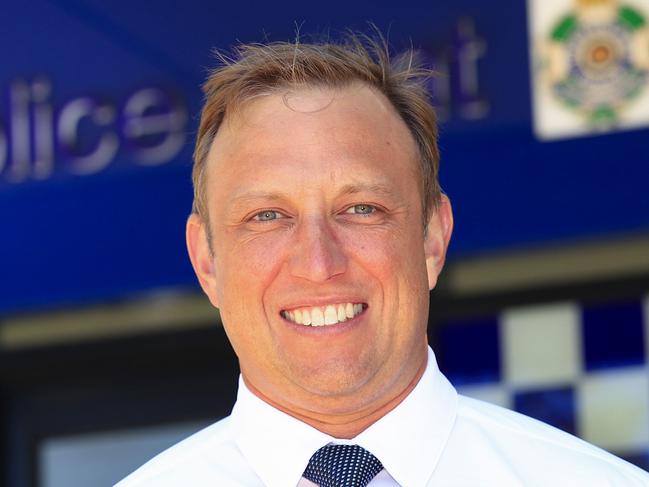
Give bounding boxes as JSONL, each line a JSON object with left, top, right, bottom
{"left": 528, "top": 0, "right": 649, "bottom": 139}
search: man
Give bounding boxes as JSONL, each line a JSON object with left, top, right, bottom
{"left": 117, "top": 35, "right": 649, "bottom": 486}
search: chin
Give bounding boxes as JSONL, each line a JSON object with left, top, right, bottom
{"left": 289, "top": 359, "right": 381, "bottom": 404}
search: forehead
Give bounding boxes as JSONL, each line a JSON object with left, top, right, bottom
{"left": 205, "top": 84, "right": 420, "bottom": 201}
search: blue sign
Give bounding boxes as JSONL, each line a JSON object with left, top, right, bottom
{"left": 1, "top": 0, "right": 648, "bottom": 314}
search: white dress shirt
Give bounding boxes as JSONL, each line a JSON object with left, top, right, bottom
{"left": 116, "top": 347, "right": 649, "bottom": 486}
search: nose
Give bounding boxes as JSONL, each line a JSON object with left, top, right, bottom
{"left": 288, "top": 215, "right": 348, "bottom": 282}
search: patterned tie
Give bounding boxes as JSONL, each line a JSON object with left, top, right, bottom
{"left": 303, "top": 444, "right": 384, "bottom": 487}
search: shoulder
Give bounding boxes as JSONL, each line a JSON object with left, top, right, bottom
{"left": 114, "top": 417, "right": 259, "bottom": 487}
{"left": 449, "top": 395, "right": 649, "bottom": 485}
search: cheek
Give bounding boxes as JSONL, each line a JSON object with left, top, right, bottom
{"left": 213, "top": 233, "right": 291, "bottom": 354}
{"left": 345, "top": 227, "right": 429, "bottom": 335}
{"left": 344, "top": 226, "right": 426, "bottom": 282}
{"left": 214, "top": 230, "right": 290, "bottom": 305}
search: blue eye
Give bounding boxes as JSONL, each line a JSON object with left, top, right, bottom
{"left": 253, "top": 210, "right": 282, "bottom": 221}
{"left": 346, "top": 204, "right": 376, "bottom": 215}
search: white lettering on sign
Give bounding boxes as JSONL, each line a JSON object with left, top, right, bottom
{"left": 0, "top": 78, "right": 188, "bottom": 183}
{"left": 425, "top": 17, "right": 490, "bottom": 122}
{"left": 58, "top": 97, "right": 119, "bottom": 175}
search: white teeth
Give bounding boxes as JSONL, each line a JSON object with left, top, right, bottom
{"left": 324, "top": 305, "right": 338, "bottom": 325}
{"left": 337, "top": 305, "right": 346, "bottom": 322}
{"left": 345, "top": 303, "right": 354, "bottom": 318}
{"left": 312, "top": 308, "right": 324, "bottom": 326}
{"left": 302, "top": 309, "right": 312, "bottom": 325}
{"left": 282, "top": 302, "right": 364, "bottom": 326}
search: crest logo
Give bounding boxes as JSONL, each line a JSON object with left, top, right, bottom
{"left": 528, "top": 0, "right": 649, "bottom": 139}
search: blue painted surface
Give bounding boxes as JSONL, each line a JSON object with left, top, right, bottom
{"left": 514, "top": 387, "right": 577, "bottom": 435}
{"left": 437, "top": 317, "right": 501, "bottom": 385}
{"left": 582, "top": 301, "right": 646, "bottom": 370}
{"left": 1, "top": 0, "right": 648, "bottom": 313}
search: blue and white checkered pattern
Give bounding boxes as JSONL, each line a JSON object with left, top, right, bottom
{"left": 437, "top": 295, "right": 649, "bottom": 470}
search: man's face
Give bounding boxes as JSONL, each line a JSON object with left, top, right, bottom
{"left": 187, "top": 84, "right": 452, "bottom": 414}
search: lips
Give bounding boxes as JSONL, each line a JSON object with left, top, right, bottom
{"left": 281, "top": 302, "right": 366, "bottom": 326}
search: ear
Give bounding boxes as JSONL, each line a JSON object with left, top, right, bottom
{"left": 186, "top": 213, "right": 221, "bottom": 308}
{"left": 424, "top": 195, "right": 453, "bottom": 290}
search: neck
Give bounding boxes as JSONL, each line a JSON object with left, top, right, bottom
{"left": 243, "top": 356, "right": 427, "bottom": 439}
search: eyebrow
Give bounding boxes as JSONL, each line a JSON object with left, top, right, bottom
{"left": 228, "top": 183, "right": 396, "bottom": 209}
{"left": 229, "top": 191, "right": 288, "bottom": 209}
{"left": 337, "top": 183, "right": 396, "bottom": 198}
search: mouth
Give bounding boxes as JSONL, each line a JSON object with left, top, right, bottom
{"left": 281, "top": 302, "right": 367, "bottom": 326}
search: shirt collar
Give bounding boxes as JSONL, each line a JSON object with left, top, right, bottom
{"left": 230, "top": 346, "right": 458, "bottom": 487}
{"left": 230, "top": 378, "right": 335, "bottom": 487}
{"left": 354, "top": 347, "right": 458, "bottom": 486}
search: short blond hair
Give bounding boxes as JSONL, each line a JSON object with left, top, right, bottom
{"left": 192, "top": 33, "right": 441, "bottom": 231}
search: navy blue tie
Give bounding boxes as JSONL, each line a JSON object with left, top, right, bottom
{"left": 303, "top": 444, "right": 383, "bottom": 487}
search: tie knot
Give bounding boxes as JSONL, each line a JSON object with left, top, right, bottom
{"left": 303, "top": 444, "right": 383, "bottom": 487}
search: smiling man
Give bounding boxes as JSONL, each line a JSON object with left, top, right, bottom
{"left": 188, "top": 82, "right": 446, "bottom": 441}
{"left": 117, "top": 36, "right": 649, "bottom": 486}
